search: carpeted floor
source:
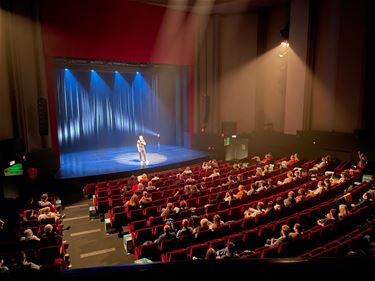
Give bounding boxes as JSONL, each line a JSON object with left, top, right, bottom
{"left": 62, "top": 198, "right": 135, "bottom": 269}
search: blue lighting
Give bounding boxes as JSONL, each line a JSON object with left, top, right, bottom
{"left": 56, "top": 65, "right": 188, "bottom": 151}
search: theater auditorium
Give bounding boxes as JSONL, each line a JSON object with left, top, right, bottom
{"left": 1, "top": 0, "right": 375, "bottom": 278}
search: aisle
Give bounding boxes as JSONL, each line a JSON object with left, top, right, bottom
{"left": 62, "top": 198, "right": 135, "bottom": 269}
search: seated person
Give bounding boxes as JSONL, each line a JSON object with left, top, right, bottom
{"left": 338, "top": 204, "right": 351, "bottom": 220}
{"left": 20, "top": 229, "right": 40, "bottom": 242}
{"left": 154, "top": 224, "right": 176, "bottom": 244}
{"left": 235, "top": 185, "right": 247, "bottom": 200}
{"left": 41, "top": 224, "right": 59, "bottom": 237}
{"left": 317, "top": 208, "right": 338, "bottom": 226}
{"left": 145, "top": 181, "right": 157, "bottom": 191}
{"left": 349, "top": 150, "right": 368, "bottom": 176}
{"left": 124, "top": 194, "right": 140, "bottom": 210}
{"left": 232, "top": 163, "right": 241, "bottom": 171}
{"left": 351, "top": 191, "right": 373, "bottom": 209}
{"left": 38, "top": 193, "right": 53, "bottom": 209}
{"left": 182, "top": 166, "right": 193, "bottom": 176}
{"left": 309, "top": 156, "right": 329, "bottom": 173}
{"left": 253, "top": 167, "right": 265, "bottom": 178}
{"left": 209, "top": 214, "right": 225, "bottom": 230}
{"left": 176, "top": 219, "right": 193, "bottom": 238}
{"left": 38, "top": 207, "right": 60, "bottom": 223}
{"left": 161, "top": 203, "right": 175, "bottom": 220}
{"left": 12, "top": 251, "right": 40, "bottom": 272}
{"left": 244, "top": 202, "right": 265, "bottom": 218}
{"left": 139, "top": 191, "right": 152, "bottom": 206}
{"left": 201, "top": 161, "right": 212, "bottom": 170}
{"left": 265, "top": 225, "right": 291, "bottom": 247}
{"left": 192, "top": 218, "right": 211, "bottom": 237}
{"left": 204, "top": 169, "right": 220, "bottom": 180}
{"left": 205, "top": 248, "right": 219, "bottom": 260}
{"left": 219, "top": 242, "right": 239, "bottom": 259}
{"left": 306, "top": 181, "right": 326, "bottom": 198}
{"left": 174, "top": 200, "right": 190, "bottom": 214}
{"left": 277, "top": 171, "right": 294, "bottom": 186}
{"left": 222, "top": 175, "right": 236, "bottom": 186}
{"left": 224, "top": 190, "right": 235, "bottom": 203}
{"left": 289, "top": 223, "right": 303, "bottom": 239}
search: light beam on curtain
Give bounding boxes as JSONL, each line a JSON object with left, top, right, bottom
{"left": 56, "top": 68, "right": 178, "bottom": 152}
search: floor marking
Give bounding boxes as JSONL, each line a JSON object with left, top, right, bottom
{"left": 65, "top": 204, "right": 89, "bottom": 209}
{"left": 80, "top": 248, "right": 116, "bottom": 258}
{"left": 63, "top": 215, "right": 89, "bottom": 222}
{"left": 70, "top": 229, "right": 101, "bottom": 237}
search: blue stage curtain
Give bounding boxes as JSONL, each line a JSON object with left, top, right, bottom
{"left": 56, "top": 66, "right": 187, "bottom": 152}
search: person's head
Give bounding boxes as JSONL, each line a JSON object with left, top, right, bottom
{"left": 363, "top": 192, "right": 372, "bottom": 201}
{"left": 130, "top": 194, "right": 139, "bottom": 205}
{"left": 24, "top": 229, "right": 34, "bottom": 238}
{"left": 180, "top": 200, "right": 187, "bottom": 208}
{"left": 139, "top": 135, "right": 144, "bottom": 141}
{"left": 15, "top": 251, "right": 27, "bottom": 264}
{"left": 166, "top": 202, "right": 173, "bottom": 210}
{"left": 41, "top": 193, "right": 49, "bottom": 201}
{"left": 257, "top": 201, "right": 265, "bottom": 210}
{"left": 293, "top": 223, "right": 302, "bottom": 233}
{"left": 0, "top": 219, "right": 5, "bottom": 229}
{"left": 142, "top": 191, "right": 148, "bottom": 197}
{"left": 205, "top": 248, "right": 217, "bottom": 260}
{"left": 339, "top": 204, "right": 349, "bottom": 215}
{"left": 298, "top": 188, "right": 306, "bottom": 196}
{"left": 163, "top": 224, "right": 170, "bottom": 234}
{"left": 44, "top": 224, "right": 53, "bottom": 233}
{"left": 226, "top": 242, "right": 236, "bottom": 256}
{"left": 329, "top": 208, "right": 338, "bottom": 219}
{"left": 281, "top": 225, "right": 291, "bottom": 237}
{"left": 182, "top": 219, "right": 189, "bottom": 228}
{"left": 213, "top": 214, "right": 221, "bottom": 225}
{"left": 200, "top": 218, "right": 209, "bottom": 228}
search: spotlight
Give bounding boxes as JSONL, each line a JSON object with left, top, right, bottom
{"left": 281, "top": 40, "right": 289, "bottom": 47}
{"left": 91, "top": 69, "right": 94, "bottom": 73}
{"left": 136, "top": 71, "right": 140, "bottom": 74}
{"left": 115, "top": 70, "right": 119, "bottom": 73}
{"left": 157, "top": 134, "right": 160, "bottom": 138}
{"left": 9, "top": 160, "right": 15, "bottom": 166}
{"left": 231, "top": 135, "right": 237, "bottom": 138}
{"left": 64, "top": 68, "right": 68, "bottom": 71}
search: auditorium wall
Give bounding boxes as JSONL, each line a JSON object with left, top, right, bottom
{"left": 311, "top": 0, "right": 368, "bottom": 133}
{"left": 0, "top": 0, "right": 48, "bottom": 151}
{"left": 218, "top": 13, "right": 258, "bottom": 135}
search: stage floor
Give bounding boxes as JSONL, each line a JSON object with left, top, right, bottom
{"left": 56, "top": 145, "right": 208, "bottom": 179}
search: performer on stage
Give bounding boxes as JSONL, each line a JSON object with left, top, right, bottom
{"left": 137, "top": 135, "right": 148, "bottom": 164}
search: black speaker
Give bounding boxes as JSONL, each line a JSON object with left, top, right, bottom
{"left": 203, "top": 95, "right": 210, "bottom": 123}
{"left": 37, "top": 97, "right": 49, "bottom": 136}
{"left": 222, "top": 122, "right": 237, "bottom": 136}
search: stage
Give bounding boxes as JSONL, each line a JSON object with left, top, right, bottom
{"left": 56, "top": 145, "right": 209, "bottom": 179}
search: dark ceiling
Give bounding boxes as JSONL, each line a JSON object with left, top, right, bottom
{"left": 136, "top": 0, "right": 290, "bottom": 14}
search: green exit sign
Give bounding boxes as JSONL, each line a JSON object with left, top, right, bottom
{"left": 4, "top": 163, "right": 23, "bottom": 176}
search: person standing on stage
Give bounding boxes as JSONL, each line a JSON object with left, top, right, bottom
{"left": 137, "top": 135, "right": 148, "bottom": 164}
